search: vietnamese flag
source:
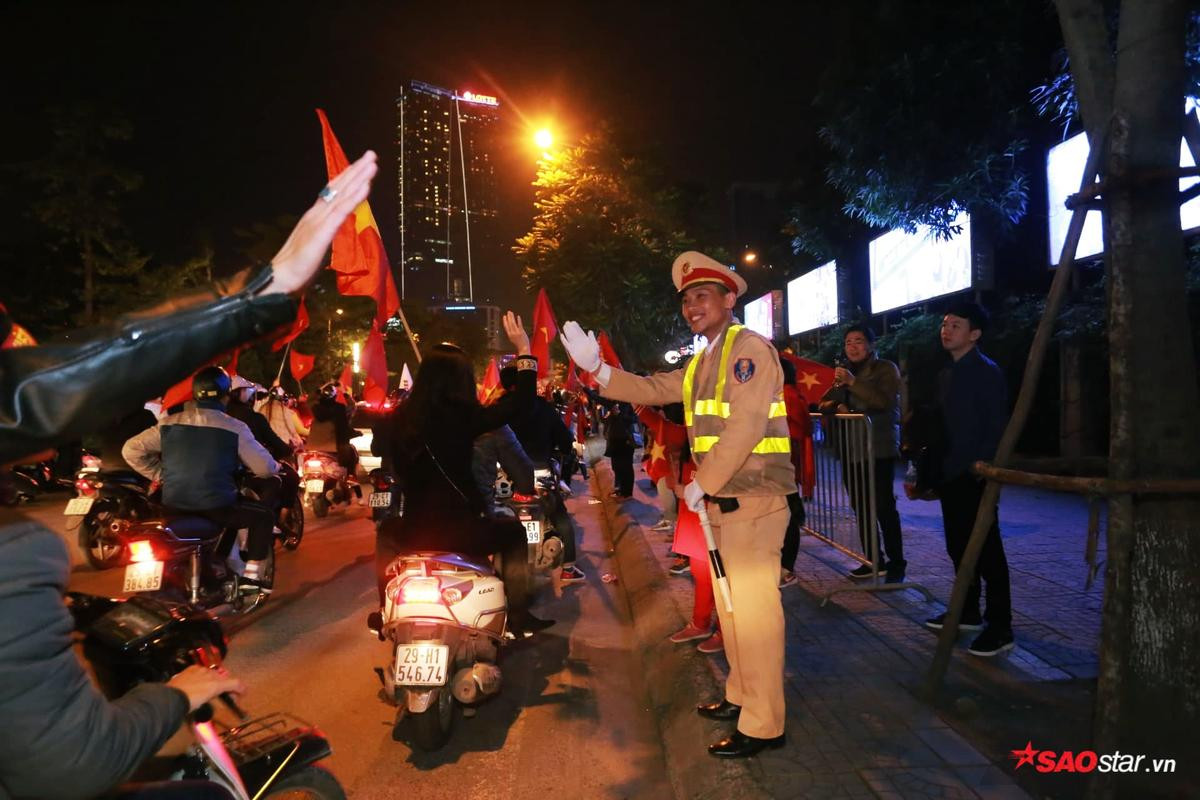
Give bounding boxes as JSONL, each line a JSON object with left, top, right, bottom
{"left": 290, "top": 350, "right": 315, "bottom": 382}
{"left": 361, "top": 324, "right": 388, "bottom": 406}
{"left": 316, "top": 109, "right": 401, "bottom": 326}
{"left": 530, "top": 288, "right": 558, "bottom": 380}
{"left": 781, "top": 353, "right": 836, "bottom": 407}
{"left": 272, "top": 295, "right": 310, "bottom": 351}
{"left": 597, "top": 331, "right": 623, "bottom": 370}
{"left": 478, "top": 357, "right": 502, "bottom": 405}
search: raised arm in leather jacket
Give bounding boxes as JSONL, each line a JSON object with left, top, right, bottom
{"left": 0, "top": 266, "right": 296, "bottom": 465}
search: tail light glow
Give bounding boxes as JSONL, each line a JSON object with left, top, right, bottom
{"left": 128, "top": 540, "right": 158, "bottom": 563}
{"left": 305, "top": 459, "right": 324, "bottom": 470}
{"left": 511, "top": 492, "right": 537, "bottom": 503}
{"left": 399, "top": 577, "right": 442, "bottom": 604}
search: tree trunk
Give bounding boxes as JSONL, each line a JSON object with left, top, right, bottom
{"left": 1057, "top": 2, "right": 1200, "bottom": 797}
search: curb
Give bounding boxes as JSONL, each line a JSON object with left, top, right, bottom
{"left": 591, "top": 461, "right": 773, "bottom": 800}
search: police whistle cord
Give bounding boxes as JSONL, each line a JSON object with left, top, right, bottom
{"left": 697, "top": 505, "right": 734, "bottom": 614}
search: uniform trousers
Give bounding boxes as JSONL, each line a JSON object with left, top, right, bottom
{"left": 708, "top": 494, "right": 789, "bottom": 739}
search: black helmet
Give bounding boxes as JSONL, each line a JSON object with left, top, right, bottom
{"left": 319, "top": 381, "right": 340, "bottom": 401}
{"left": 193, "top": 366, "right": 232, "bottom": 402}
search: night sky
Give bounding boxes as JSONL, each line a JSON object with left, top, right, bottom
{"left": 3, "top": 0, "right": 837, "bottom": 314}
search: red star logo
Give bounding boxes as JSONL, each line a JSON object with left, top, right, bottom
{"left": 1011, "top": 741, "right": 1038, "bottom": 769}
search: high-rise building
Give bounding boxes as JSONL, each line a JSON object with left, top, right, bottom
{"left": 396, "top": 80, "right": 500, "bottom": 303}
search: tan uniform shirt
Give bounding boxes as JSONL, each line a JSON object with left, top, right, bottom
{"left": 601, "top": 325, "right": 792, "bottom": 498}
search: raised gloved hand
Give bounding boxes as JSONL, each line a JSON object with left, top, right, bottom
{"left": 683, "top": 480, "right": 707, "bottom": 513}
{"left": 559, "top": 321, "right": 602, "bottom": 374}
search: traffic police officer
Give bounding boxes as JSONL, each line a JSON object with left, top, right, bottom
{"left": 561, "top": 251, "right": 793, "bottom": 758}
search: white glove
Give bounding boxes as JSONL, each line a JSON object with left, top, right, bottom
{"left": 683, "top": 480, "right": 707, "bottom": 513}
{"left": 559, "top": 321, "right": 602, "bottom": 374}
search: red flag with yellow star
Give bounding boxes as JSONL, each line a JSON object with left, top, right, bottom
{"left": 478, "top": 357, "right": 502, "bottom": 405}
{"left": 781, "top": 353, "right": 835, "bottom": 406}
{"left": 530, "top": 288, "right": 558, "bottom": 380}
{"left": 316, "top": 109, "right": 400, "bottom": 327}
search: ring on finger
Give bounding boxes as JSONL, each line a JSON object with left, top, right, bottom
{"left": 318, "top": 185, "right": 338, "bottom": 203}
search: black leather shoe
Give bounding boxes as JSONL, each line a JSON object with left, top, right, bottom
{"left": 696, "top": 699, "right": 741, "bottom": 721}
{"left": 708, "top": 730, "right": 786, "bottom": 758}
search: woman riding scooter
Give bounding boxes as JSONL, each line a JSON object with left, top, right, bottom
{"left": 374, "top": 313, "right": 552, "bottom": 637}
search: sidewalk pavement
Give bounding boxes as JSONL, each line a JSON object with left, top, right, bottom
{"left": 591, "top": 458, "right": 1107, "bottom": 800}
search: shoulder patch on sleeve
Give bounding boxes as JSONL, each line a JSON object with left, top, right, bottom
{"left": 733, "top": 357, "right": 756, "bottom": 383}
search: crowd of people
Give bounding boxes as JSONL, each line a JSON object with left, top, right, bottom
{"left": 0, "top": 143, "right": 1016, "bottom": 796}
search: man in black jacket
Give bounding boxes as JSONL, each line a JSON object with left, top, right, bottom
{"left": 500, "top": 365, "right": 586, "bottom": 583}
{"left": 923, "top": 302, "right": 1014, "bottom": 658}
{"left": 0, "top": 150, "right": 378, "bottom": 798}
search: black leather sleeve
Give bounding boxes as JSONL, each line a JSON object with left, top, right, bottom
{"left": 0, "top": 267, "right": 297, "bottom": 464}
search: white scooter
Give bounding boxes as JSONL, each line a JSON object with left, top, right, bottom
{"left": 369, "top": 552, "right": 507, "bottom": 751}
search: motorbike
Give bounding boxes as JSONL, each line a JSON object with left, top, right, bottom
{"left": 68, "top": 591, "right": 345, "bottom": 799}
{"left": 299, "top": 451, "right": 359, "bottom": 518}
{"left": 275, "top": 461, "right": 305, "bottom": 551}
{"left": 118, "top": 475, "right": 285, "bottom": 616}
{"left": 496, "top": 464, "right": 565, "bottom": 572}
{"left": 369, "top": 551, "right": 507, "bottom": 751}
{"left": 367, "top": 468, "right": 401, "bottom": 525}
{"left": 65, "top": 467, "right": 159, "bottom": 570}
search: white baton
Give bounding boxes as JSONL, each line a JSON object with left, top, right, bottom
{"left": 697, "top": 504, "right": 734, "bottom": 614}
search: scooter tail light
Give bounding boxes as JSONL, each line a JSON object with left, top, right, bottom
{"left": 441, "top": 587, "right": 463, "bottom": 604}
{"left": 511, "top": 492, "right": 537, "bottom": 503}
{"left": 128, "top": 539, "right": 158, "bottom": 563}
{"left": 305, "top": 459, "right": 324, "bottom": 470}
{"left": 399, "top": 577, "right": 442, "bottom": 604}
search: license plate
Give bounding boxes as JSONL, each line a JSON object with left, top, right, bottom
{"left": 369, "top": 491, "right": 392, "bottom": 508}
{"left": 64, "top": 497, "right": 95, "bottom": 516}
{"left": 123, "top": 560, "right": 164, "bottom": 593}
{"left": 394, "top": 644, "right": 449, "bottom": 686}
{"left": 523, "top": 519, "right": 542, "bottom": 543}
{"left": 305, "top": 479, "right": 326, "bottom": 494}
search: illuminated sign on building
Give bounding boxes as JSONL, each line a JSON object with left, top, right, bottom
{"left": 459, "top": 91, "right": 499, "bottom": 107}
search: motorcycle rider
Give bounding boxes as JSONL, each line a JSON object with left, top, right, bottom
{"left": 123, "top": 366, "right": 281, "bottom": 594}
{"left": 257, "top": 385, "right": 309, "bottom": 452}
{"left": 0, "top": 147, "right": 380, "bottom": 798}
{"left": 472, "top": 424, "right": 535, "bottom": 518}
{"left": 375, "top": 324, "right": 554, "bottom": 636}
{"left": 501, "top": 365, "right": 585, "bottom": 584}
{"left": 307, "top": 381, "right": 358, "bottom": 475}
{"left": 228, "top": 375, "right": 302, "bottom": 536}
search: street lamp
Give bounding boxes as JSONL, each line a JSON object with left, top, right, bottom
{"left": 742, "top": 250, "right": 758, "bottom": 266}
{"left": 351, "top": 342, "right": 361, "bottom": 374}
{"left": 534, "top": 129, "right": 553, "bottom": 150}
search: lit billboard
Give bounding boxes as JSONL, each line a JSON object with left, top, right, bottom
{"left": 743, "top": 292, "right": 776, "bottom": 339}
{"left": 786, "top": 261, "right": 839, "bottom": 334}
{"left": 868, "top": 212, "right": 973, "bottom": 314}
{"left": 1046, "top": 129, "right": 1200, "bottom": 264}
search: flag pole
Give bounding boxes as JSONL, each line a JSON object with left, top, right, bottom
{"left": 394, "top": 303, "right": 422, "bottom": 363}
{"left": 275, "top": 340, "right": 293, "bottom": 385}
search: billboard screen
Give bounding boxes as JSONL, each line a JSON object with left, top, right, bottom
{"left": 868, "top": 212, "right": 973, "bottom": 314}
{"left": 1046, "top": 128, "right": 1200, "bottom": 264}
{"left": 787, "top": 261, "right": 839, "bottom": 335}
{"left": 743, "top": 292, "right": 775, "bottom": 339}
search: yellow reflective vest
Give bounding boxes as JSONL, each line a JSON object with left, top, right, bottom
{"left": 681, "top": 325, "right": 796, "bottom": 497}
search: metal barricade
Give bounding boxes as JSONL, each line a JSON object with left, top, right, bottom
{"left": 804, "top": 412, "right": 933, "bottom": 605}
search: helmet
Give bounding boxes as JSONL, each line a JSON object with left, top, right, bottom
{"left": 319, "top": 382, "right": 340, "bottom": 401}
{"left": 193, "top": 366, "right": 232, "bottom": 402}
